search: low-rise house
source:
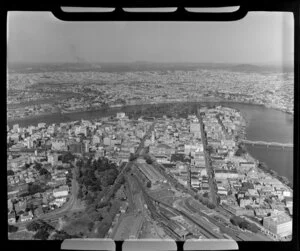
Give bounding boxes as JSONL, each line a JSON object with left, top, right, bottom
{"left": 53, "top": 185, "right": 69, "bottom": 198}
{"left": 20, "top": 211, "right": 33, "bottom": 222}
{"left": 15, "top": 200, "right": 27, "bottom": 214}
{"left": 8, "top": 199, "right": 13, "bottom": 212}
{"left": 8, "top": 212, "right": 16, "bottom": 224}
{"left": 34, "top": 206, "right": 44, "bottom": 218}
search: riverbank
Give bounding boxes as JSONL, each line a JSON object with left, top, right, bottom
{"left": 234, "top": 108, "right": 293, "bottom": 189}
{"left": 244, "top": 147, "right": 293, "bottom": 189}
{"left": 7, "top": 99, "right": 293, "bottom": 126}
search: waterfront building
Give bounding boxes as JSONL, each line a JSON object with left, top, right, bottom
{"left": 263, "top": 212, "right": 292, "bottom": 237}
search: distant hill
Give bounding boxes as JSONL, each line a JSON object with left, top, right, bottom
{"left": 229, "top": 63, "right": 293, "bottom": 73}
{"left": 7, "top": 62, "right": 293, "bottom": 74}
{"left": 230, "top": 64, "right": 262, "bottom": 72}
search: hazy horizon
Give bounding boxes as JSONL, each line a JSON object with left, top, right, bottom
{"left": 7, "top": 12, "right": 294, "bottom": 66}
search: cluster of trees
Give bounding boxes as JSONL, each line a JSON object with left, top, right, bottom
{"left": 129, "top": 153, "right": 138, "bottom": 161}
{"left": 75, "top": 157, "right": 119, "bottom": 206}
{"left": 144, "top": 155, "right": 153, "bottom": 164}
{"left": 235, "top": 144, "right": 247, "bottom": 156}
{"left": 32, "top": 162, "right": 51, "bottom": 178}
{"left": 230, "top": 216, "right": 259, "bottom": 233}
{"left": 170, "top": 154, "right": 189, "bottom": 163}
{"left": 63, "top": 198, "right": 122, "bottom": 238}
{"left": 193, "top": 194, "right": 216, "bottom": 209}
{"left": 201, "top": 198, "right": 216, "bottom": 209}
{"left": 26, "top": 219, "right": 55, "bottom": 240}
{"left": 8, "top": 224, "right": 18, "bottom": 233}
{"left": 146, "top": 180, "right": 152, "bottom": 188}
{"left": 7, "top": 170, "right": 14, "bottom": 176}
{"left": 127, "top": 102, "right": 199, "bottom": 119}
{"left": 241, "top": 182, "right": 254, "bottom": 190}
{"left": 39, "top": 167, "right": 50, "bottom": 176}
{"left": 26, "top": 219, "right": 80, "bottom": 240}
{"left": 51, "top": 230, "right": 80, "bottom": 240}
{"left": 28, "top": 183, "right": 48, "bottom": 195}
{"left": 61, "top": 152, "right": 76, "bottom": 163}
{"left": 33, "top": 162, "right": 42, "bottom": 171}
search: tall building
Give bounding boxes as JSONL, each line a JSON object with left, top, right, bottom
{"left": 151, "top": 131, "right": 155, "bottom": 144}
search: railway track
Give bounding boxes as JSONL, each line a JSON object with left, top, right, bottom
{"left": 184, "top": 199, "right": 244, "bottom": 241}
{"left": 132, "top": 173, "right": 221, "bottom": 239}
{"left": 131, "top": 174, "right": 183, "bottom": 240}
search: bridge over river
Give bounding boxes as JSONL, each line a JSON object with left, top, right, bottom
{"left": 241, "top": 139, "right": 293, "bottom": 148}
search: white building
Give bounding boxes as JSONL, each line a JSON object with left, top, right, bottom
{"left": 116, "top": 112, "right": 126, "bottom": 119}
{"left": 263, "top": 212, "right": 292, "bottom": 237}
{"left": 53, "top": 185, "right": 69, "bottom": 198}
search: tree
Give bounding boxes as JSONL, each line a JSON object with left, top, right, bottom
{"left": 62, "top": 152, "right": 75, "bottom": 163}
{"left": 119, "top": 175, "right": 125, "bottom": 185}
{"left": 18, "top": 210, "right": 25, "bottom": 215}
{"left": 242, "top": 182, "right": 254, "bottom": 190}
{"left": 146, "top": 181, "right": 151, "bottom": 188}
{"left": 129, "top": 153, "right": 138, "bottom": 161}
{"left": 39, "top": 168, "right": 50, "bottom": 176}
{"left": 239, "top": 221, "right": 249, "bottom": 229}
{"left": 146, "top": 158, "right": 153, "bottom": 164}
{"left": 246, "top": 223, "right": 259, "bottom": 233}
{"left": 26, "top": 220, "right": 42, "bottom": 232}
{"left": 7, "top": 170, "right": 14, "bottom": 176}
{"left": 264, "top": 198, "right": 273, "bottom": 204}
{"left": 24, "top": 163, "right": 31, "bottom": 169}
{"left": 230, "top": 216, "right": 244, "bottom": 226}
{"left": 203, "top": 192, "right": 209, "bottom": 198}
{"left": 28, "top": 183, "right": 43, "bottom": 195}
{"left": 33, "top": 229, "right": 50, "bottom": 240}
{"left": 26, "top": 220, "right": 54, "bottom": 232}
{"left": 33, "top": 162, "right": 42, "bottom": 171}
{"left": 52, "top": 231, "right": 76, "bottom": 240}
{"left": 235, "top": 144, "right": 247, "bottom": 156}
{"left": 8, "top": 224, "right": 18, "bottom": 233}
{"left": 207, "top": 202, "right": 216, "bottom": 209}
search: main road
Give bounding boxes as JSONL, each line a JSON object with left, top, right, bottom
{"left": 197, "top": 109, "right": 218, "bottom": 206}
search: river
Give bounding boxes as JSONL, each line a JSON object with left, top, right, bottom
{"left": 217, "top": 103, "right": 293, "bottom": 185}
{"left": 7, "top": 101, "right": 294, "bottom": 184}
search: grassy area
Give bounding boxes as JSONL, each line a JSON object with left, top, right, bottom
{"left": 62, "top": 215, "right": 94, "bottom": 237}
{"left": 8, "top": 230, "right": 34, "bottom": 240}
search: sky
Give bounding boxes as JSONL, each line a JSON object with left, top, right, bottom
{"left": 7, "top": 11, "right": 294, "bottom": 66}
